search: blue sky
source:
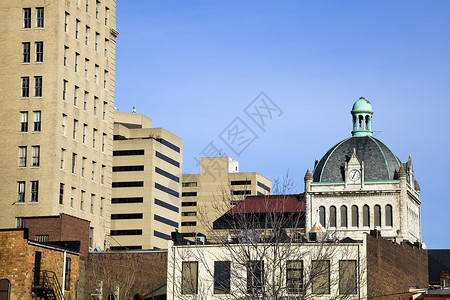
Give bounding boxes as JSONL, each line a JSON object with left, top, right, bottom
{"left": 115, "top": 1, "right": 450, "bottom": 248}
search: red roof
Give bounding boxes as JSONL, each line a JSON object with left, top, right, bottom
{"left": 227, "top": 194, "right": 305, "bottom": 214}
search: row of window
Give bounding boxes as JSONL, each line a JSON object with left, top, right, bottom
{"left": 230, "top": 180, "right": 251, "bottom": 186}
{"left": 64, "top": 20, "right": 109, "bottom": 54}
{"left": 257, "top": 181, "right": 271, "bottom": 193}
{"left": 181, "top": 259, "right": 357, "bottom": 295}
{"left": 20, "top": 76, "right": 42, "bottom": 98}
{"left": 18, "top": 146, "right": 40, "bottom": 168}
{"left": 155, "top": 151, "right": 180, "bottom": 168}
{"left": 155, "top": 182, "right": 179, "bottom": 198}
{"left": 63, "top": 82, "right": 108, "bottom": 119}
{"left": 65, "top": 1, "right": 110, "bottom": 29}
{"left": 16, "top": 181, "right": 39, "bottom": 203}
{"left": 60, "top": 150, "right": 106, "bottom": 183}
{"left": 22, "top": 42, "right": 43, "bottom": 63}
{"left": 60, "top": 185, "right": 104, "bottom": 215}
{"left": 182, "top": 182, "right": 197, "bottom": 187}
{"left": 23, "top": 8, "right": 44, "bottom": 29}
{"left": 19, "top": 111, "right": 41, "bottom": 132}
{"left": 61, "top": 117, "right": 107, "bottom": 150}
{"left": 63, "top": 53, "right": 109, "bottom": 86}
{"left": 318, "top": 204, "right": 393, "bottom": 228}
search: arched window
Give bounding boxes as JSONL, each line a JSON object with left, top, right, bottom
{"left": 340, "top": 206, "right": 348, "bottom": 228}
{"left": 330, "top": 206, "right": 336, "bottom": 227}
{"left": 363, "top": 205, "right": 370, "bottom": 227}
{"left": 374, "top": 205, "right": 381, "bottom": 227}
{"left": 352, "top": 205, "right": 359, "bottom": 227}
{"left": 385, "top": 205, "right": 393, "bottom": 227}
{"left": 319, "top": 206, "right": 326, "bottom": 226}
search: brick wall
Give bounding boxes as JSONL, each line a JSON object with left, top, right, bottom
{"left": 0, "top": 229, "right": 80, "bottom": 300}
{"left": 366, "top": 234, "right": 428, "bottom": 299}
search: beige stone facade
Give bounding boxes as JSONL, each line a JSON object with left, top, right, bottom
{"left": 181, "top": 157, "right": 271, "bottom": 240}
{"left": 110, "top": 112, "right": 183, "bottom": 250}
{"left": 0, "top": 0, "right": 117, "bottom": 250}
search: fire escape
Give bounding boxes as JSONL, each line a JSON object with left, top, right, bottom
{"left": 32, "top": 270, "right": 63, "bottom": 300}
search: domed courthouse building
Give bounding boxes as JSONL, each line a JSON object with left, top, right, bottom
{"left": 304, "top": 98, "right": 421, "bottom": 243}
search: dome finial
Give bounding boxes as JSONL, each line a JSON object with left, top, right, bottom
{"left": 351, "top": 97, "right": 374, "bottom": 137}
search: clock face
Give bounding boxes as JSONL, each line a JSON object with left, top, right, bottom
{"left": 348, "top": 169, "right": 361, "bottom": 181}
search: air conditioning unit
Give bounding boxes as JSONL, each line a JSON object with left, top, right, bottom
{"left": 195, "top": 236, "right": 206, "bottom": 245}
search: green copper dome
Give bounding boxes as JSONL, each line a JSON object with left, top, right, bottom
{"left": 351, "top": 97, "right": 373, "bottom": 137}
{"left": 352, "top": 97, "right": 374, "bottom": 114}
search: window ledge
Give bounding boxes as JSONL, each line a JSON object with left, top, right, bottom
{"left": 15, "top": 202, "right": 25, "bottom": 205}
{"left": 29, "top": 201, "right": 38, "bottom": 204}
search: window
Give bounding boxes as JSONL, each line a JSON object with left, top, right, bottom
{"left": 182, "top": 192, "right": 197, "bottom": 197}
{"left": 312, "top": 260, "right": 330, "bottom": 294}
{"left": 113, "top": 181, "right": 144, "bottom": 188}
{"left": 85, "top": 26, "right": 90, "bottom": 46}
{"left": 18, "top": 146, "right": 27, "bottom": 167}
{"left": 181, "top": 221, "right": 196, "bottom": 227}
{"left": 16, "top": 217, "right": 24, "bottom": 228}
{"left": 36, "top": 8, "right": 44, "bottom": 28}
{"left": 82, "top": 124, "right": 87, "bottom": 143}
{"left": 84, "top": 59, "right": 89, "bottom": 78}
{"left": 64, "top": 257, "right": 71, "bottom": 290}
{"left": 287, "top": 260, "right": 303, "bottom": 294}
{"left": 95, "top": 32, "right": 99, "bottom": 51}
{"left": 64, "top": 46, "right": 68, "bottom": 66}
{"left": 63, "top": 80, "right": 67, "bottom": 100}
{"left": 60, "top": 149, "right": 65, "bottom": 170}
{"left": 21, "top": 77, "right": 29, "bottom": 97}
{"left": 340, "top": 206, "right": 348, "bottom": 228}
{"left": 23, "top": 42, "right": 30, "bottom": 63}
{"left": 17, "top": 182, "right": 26, "bottom": 203}
{"left": 339, "top": 260, "right": 357, "bottom": 295}
{"left": 93, "top": 96, "right": 98, "bottom": 115}
{"left": 81, "top": 190, "right": 85, "bottom": 210}
{"left": 182, "top": 182, "right": 197, "bottom": 187}
{"left": 363, "top": 205, "right": 370, "bottom": 227}
{"left": 89, "top": 227, "right": 93, "bottom": 248}
{"left": 385, "top": 205, "right": 393, "bottom": 227}
{"left": 31, "top": 146, "right": 40, "bottom": 167}
{"left": 35, "top": 42, "right": 43, "bottom": 62}
{"left": 23, "top": 8, "right": 31, "bottom": 28}
{"left": 70, "top": 187, "right": 75, "bottom": 208}
{"left": 104, "top": 39, "right": 109, "bottom": 57}
{"left": 86, "top": 0, "right": 89, "bottom": 13}
{"left": 112, "top": 213, "right": 143, "bottom": 220}
{"left": 230, "top": 180, "right": 251, "bottom": 185}
{"left": 59, "top": 183, "right": 64, "bottom": 204}
{"left": 71, "top": 153, "right": 77, "bottom": 174}
{"left": 154, "top": 182, "right": 178, "bottom": 197}
{"left": 182, "top": 212, "right": 197, "bottom": 216}
{"left": 94, "top": 65, "right": 99, "bottom": 84}
{"left": 96, "top": 1, "right": 100, "bottom": 19}
{"left": 214, "top": 261, "right": 231, "bottom": 294}
{"left": 76, "top": 0, "right": 80, "bottom": 7}
{"left": 30, "top": 181, "right": 39, "bottom": 202}
{"left": 247, "top": 261, "right": 263, "bottom": 294}
{"left": 100, "top": 197, "right": 104, "bottom": 217}
{"left": 112, "top": 197, "right": 143, "bottom": 204}
{"left": 33, "top": 111, "right": 41, "bottom": 132}
{"left": 156, "top": 167, "right": 179, "bottom": 182}
{"left": 330, "top": 206, "right": 336, "bottom": 227}
{"left": 102, "top": 134, "right": 106, "bottom": 152}
{"left": 92, "top": 128, "right": 97, "bottom": 148}
{"left": 81, "top": 157, "right": 86, "bottom": 177}
{"left": 110, "top": 229, "right": 143, "bottom": 236}
{"left": 35, "top": 235, "right": 48, "bottom": 242}
{"left": 232, "top": 190, "right": 250, "bottom": 195}
{"left": 72, "top": 119, "right": 78, "bottom": 139}
{"left": 101, "top": 165, "right": 105, "bottom": 184}
{"left": 73, "top": 86, "right": 79, "bottom": 106}
{"left": 64, "top": 12, "right": 69, "bottom": 33}
{"left": 105, "top": 7, "right": 109, "bottom": 26}
{"left": 62, "top": 114, "right": 66, "bottom": 135}
{"left": 182, "top": 262, "right": 198, "bottom": 294}
{"left": 319, "top": 206, "right": 326, "bottom": 226}
{"left": 103, "top": 70, "right": 108, "bottom": 88}
{"left": 20, "top": 112, "right": 28, "bottom": 132}
{"left": 84, "top": 91, "right": 88, "bottom": 111}
{"left": 181, "top": 202, "right": 197, "bottom": 207}
{"left": 102, "top": 101, "right": 107, "bottom": 120}
{"left": 155, "top": 151, "right": 180, "bottom": 167}
{"left": 90, "top": 194, "right": 95, "bottom": 213}
{"left": 113, "top": 149, "right": 144, "bottom": 156}
{"left": 112, "top": 165, "right": 144, "bottom": 172}
{"left": 34, "top": 76, "right": 42, "bottom": 97}
{"left": 75, "top": 53, "right": 79, "bottom": 73}
{"left": 374, "top": 205, "right": 381, "bottom": 227}
{"left": 352, "top": 205, "right": 359, "bottom": 227}
{"left": 75, "top": 19, "right": 80, "bottom": 39}
{"left": 91, "top": 161, "right": 96, "bottom": 181}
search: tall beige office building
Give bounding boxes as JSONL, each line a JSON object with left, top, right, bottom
{"left": 0, "top": 0, "right": 117, "bottom": 249}
{"left": 110, "top": 112, "right": 183, "bottom": 250}
{"left": 181, "top": 157, "right": 272, "bottom": 239}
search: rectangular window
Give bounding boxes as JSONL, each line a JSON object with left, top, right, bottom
{"left": 339, "top": 260, "right": 357, "bottom": 295}
{"left": 72, "top": 153, "right": 77, "bottom": 174}
{"left": 75, "top": 19, "right": 80, "bottom": 39}
{"left": 84, "top": 59, "right": 89, "bottom": 78}
{"left": 31, "top": 146, "right": 40, "bottom": 167}
{"left": 100, "top": 197, "right": 104, "bottom": 217}
{"left": 96, "top": 1, "right": 100, "bottom": 19}
{"left": 62, "top": 114, "right": 66, "bottom": 135}
{"left": 155, "top": 151, "right": 180, "bottom": 167}
{"left": 103, "top": 70, "right": 108, "bottom": 89}
{"left": 74, "top": 86, "right": 79, "bottom": 106}
{"left": 312, "top": 260, "right": 330, "bottom": 294}
{"left": 60, "top": 148, "right": 65, "bottom": 170}
{"left": 33, "top": 111, "right": 41, "bottom": 132}
{"left": 71, "top": 187, "right": 75, "bottom": 208}
{"left": 59, "top": 183, "right": 64, "bottom": 204}
{"left": 89, "top": 227, "right": 93, "bottom": 248}
{"left": 23, "top": 42, "right": 30, "bottom": 63}
{"left": 84, "top": 91, "right": 88, "bottom": 111}
{"left": 90, "top": 194, "right": 95, "bottom": 213}
{"left": 182, "top": 262, "right": 198, "bottom": 294}
{"left": 64, "top": 46, "right": 68, "bottom": 67}
{"left": 155, "top": 167, "right": 179, "bottom": 182}
{"left": 86, "top": 0, "right": 89, "bottom": 13}
{"left": 17, "top": 182, "right": 26, "bottom": 203}
{"left": 63, "top": 80, "right": 67, "bottom": 100}
{"left": 113, "top": 150, "right": 144, "bottom": 156}
{"left": 18, "top": 146, "right": 27, "bottom": 167}
{"left": 101, "top": 165, "right": 105, "bottom": 184}
{"left": 94, "top": 65, "right": 99, "bottom": 84}
{"left": 75, "top": 53, "right": 79, "bottom": 73}
{"left": 20, "top": 112, "right": 28, "bottom": 132}
{"left": 93, "top": 96, "right": 98, "bottom": 115}
{"left": 155, "top": 182, "right": 179, "bottom": 197}
{"left": 92, "top": 128, "right": 97, "bottom": 148}
{"left": 247, "top": 261, "right": 263, "bottom": 294}
{"left": 35, "top": 42, "right": 43, "bottom": 62}
{"left": 85, "top": 26, "right": 90, "bottom": 46}
{"left": 16, "top": 217, "right": 24, "bottom": 228}
{"left": 83, "top": 124, "right": 87, "bottom": 144}
{"left": 104, "top": 39, "right": 109, "bottom": 57}
{"left": 30, "top": 181, "right": 39, "bottom": 202}
{"left": 287, "top": 260, "right": 303, "bottom": 294}
{"left": 182, "top": 212, "right": 197, "bottom": 216}
{"left": 95, "top": 32, "right": 99, "bottom": 51}
{"left": 81, "top": 190, "right": 85, "bottom": 210}
{"left": 154, "top": 198, "right": 179, "bottom": 212}
{"left": 182, "top": 192, "right": 197, "bottom": 197}
{"left": 21, "top": 77, "right": 29, "bottom": 97}
{"left": 214, "top": 261, "right": 231, "bottom": 294}
{"left": 91, "top": 161, "right": 96, "bottom": 181}
{"left": 105, "top": 7, "right": 109, "bottom": 26}
{"left": 112, "top": 165, "right": 144, "bottom": 172}
{"left": 231, "top": 180, "right": 251, "bottom": 186}
{"left": 111, "top": 213, "right": 143, "bottom": 220}
{"left": 112, "top": 181, "right": 144, "bottom": 188}
{"left": 23, "top": 8, "right": 31, "bottom": 28}
{"left": 81, "top": 157, "right": 86, "bottom": 177}
{"left": 112, "top": 197, "right": 143, "bottom": 204}
{"left": 36, "top": 8, "right": 44, "bottom": 28}
{"left": 34, "top": 76, "right": 42, "bottom": 97}
{"left": 35, "top": 235, "right": 48, "bottom": 242}
{"left": 64, "top": 12, "right": 69, "bottom": 33}
{"left": 181, "top": 202, "right": 197, "bottom": 207}
{"left": 73, "top": 119, "right": 78, "bottom": 139}
{"left": 182, "top": 182, "right": 197, "bottom": 187}
{"left": 64, "top": 257, "right": 71, "bottom": 290}
{"left": 102, "top": 134, "right": 106, "bottom": 152}
{"left": 102, "top": 101, "right": 107, "bottom": 120}
{"left": 155, "top": 215, "right": 178, "bottom": 227}
{"left": 110, "top": 230, "right": 143, "bottom": 236}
